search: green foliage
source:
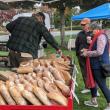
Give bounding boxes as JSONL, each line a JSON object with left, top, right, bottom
{"left": 65, "top": 8, "right": 73, "bottom": 26}
{"left": 65, "top": 25, "right": 82, "bottom": 30}
{"left": 54, "top": 8, "right": 77, "bottom": 28}
{"left": 9, "top": 1, "right": 35, "bottom": 9}
{"left": 54, "top": 10, "right": 60, "bottom": 28}
{"left": 0, "top": 51, "right": 9, "bottom": 57}
{"left": 35, "top": 0, "right": 108, "bottom": 10}
{"left": 0, "top": 2, "right": 10, "bottom": 10}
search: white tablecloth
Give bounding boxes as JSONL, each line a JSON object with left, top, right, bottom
{"left": 67, "top": 39, "right": 75, "bottom": 50}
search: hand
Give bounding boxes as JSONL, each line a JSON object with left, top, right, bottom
{"left": 80, "top": 48, "right": 88, "bottom": 52}
{"left": 81, "top": 48, "right": 88, "bottom": 57}
{"left": 83, "top": 48, "right": 88, "bottom": 52}
{"left": 82, "top": 51, "right": 88, "bottom": 57}
{"left": 56, "top": 49, "right": 62, "bottom": 55}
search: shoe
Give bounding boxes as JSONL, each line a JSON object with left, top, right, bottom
{"left": 97, "top": 91, "right": 100, "bottom": 97}
{"left": 84, "top": 100, "right": 98, "bottom": 108}
{"left": 104, "top": 106, "right": 110, "bottom": 110}
{"left": 81, "top": 89, "right": 90, "bottom": 94}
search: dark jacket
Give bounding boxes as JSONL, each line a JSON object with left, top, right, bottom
{"left": 6, "top": 17, "right": 59, "bottom": 58}
{"left": 75, "top": 30, "right": 92, "bottom": 56}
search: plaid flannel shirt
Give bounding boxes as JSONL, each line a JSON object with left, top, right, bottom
{"left": 6, "top": 17, "right": 59, "bottom": 58}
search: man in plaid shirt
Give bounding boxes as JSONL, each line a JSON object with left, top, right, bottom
{"left": 6, "top": 12, "right": 61, "bottom": 67}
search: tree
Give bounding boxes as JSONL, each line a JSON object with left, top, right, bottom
{"left": 3, "top": 0, "right": 109, "bottom": 46}
{"left": 49, "top": 0, "right": 77, "bottom": 47}
{"left": 9, "top": 1, "right": 35, "bottom": 9}
{"left": 35, "top": 0, "right": 109, "bottom": 47}
{"left": 0, "top": 1, "right": 10, "bottom": 10}
{"left": 77, "top": 0, "right": 110, "bottom": 10}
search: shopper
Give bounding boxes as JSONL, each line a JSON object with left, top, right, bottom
{"left": 82, "top": 22, "right": 110, "bottom": 110}
{"left": 75, "top": 18, "right": 92, "bottom": 93}
{"left": 6, "top": 12, "right": 61, "bottom": 67}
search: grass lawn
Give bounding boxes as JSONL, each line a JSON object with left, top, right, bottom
{"left": 0, "top": 51, "right": 9, "bottom": 57}
{"left": 45, "top": 35, "right": 109, "bottom": 110}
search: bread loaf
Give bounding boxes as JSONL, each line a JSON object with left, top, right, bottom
{"left": 33, "top": 86, "right": 51, "bottom": 105}
{"left": 22, "top": 90, "right": 41, "bottom": 105}
{"left": 47, "top": 92, "right": 68, "bottom": 106}
{"left": 17, "top": 66, "right": 33, "bottom": 74}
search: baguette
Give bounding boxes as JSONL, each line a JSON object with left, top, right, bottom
{"left": 0, "top": 81, "right": 16, "bottom": 105}
{"left": 47, "top": 92, "right": 68, "bottom": 106}
{"left": 22, "top": 90, "right": 41, "bottom": 105}
{"left": 0, "top": 94, "right": 6, "bottom": 105}
{"left": 44, "top": 82, "right": 61, "bottom": 93}
{"left": 48, "top": 66, "right": 65, "bottom": 83}
{"left": 33, "top": 86, "right": 51, "bottom": 105}
{"left": 36, "top": 78, "right": 44, "bottom": 89}
{"left": 33, "top": 59, "right": 40, "bottom": 67}
{"left": 58, "top": 69, "right": 71, "bottom": 85}
{"left": 54, "top": 80, "right": 70, "bottom": 96}
{"left": 43, "top": 70, "right": 54, "bottom": 82}
{"left": 17, "top": 66, "right": 33, "bottom": 74}
{"left": 9, "top": 86, "right": 27, "bottom": 105}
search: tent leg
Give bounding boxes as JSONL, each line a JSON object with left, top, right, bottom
{"left": 109, "top": 78, "right": 110, "bottom": 89}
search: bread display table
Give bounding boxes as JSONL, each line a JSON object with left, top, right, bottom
{"left": 0, "top": 58, "right": 74, "bottom": 110}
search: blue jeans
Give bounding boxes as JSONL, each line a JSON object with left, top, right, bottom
{"left": 90, "top": 69, "right": 110, "bottom": 103}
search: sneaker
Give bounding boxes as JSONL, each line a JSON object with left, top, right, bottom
{"left": 84, "top": 100, "right": 98, "bottom": 108}
{"left": 104, "top": 106, "right": 110, "bottom": 110}
{"left": 81, "top": 89, "right": 90, "bottom": 94}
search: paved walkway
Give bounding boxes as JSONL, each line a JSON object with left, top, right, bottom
{"left": 51, "top": 30, "right": 80, "bottom": 37}
{"left": 0, "top": 30, "right": 80, "bottom": 42}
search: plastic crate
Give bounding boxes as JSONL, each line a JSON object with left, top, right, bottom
{"left": 0, "top": 82, "right": 73, "bottom": 110}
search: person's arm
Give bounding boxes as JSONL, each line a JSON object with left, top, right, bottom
{"left": 75, "top": 34, "right": 80, "bottom": 56}
{"left": 109, "top": 39, "right": 110, "bottom": 53}
{"left": 105, "top": 30, "right": 110, "bottom": 53}
{"left": 40, "top": 24, "right": 60, "bottom": 51}
{"left": 83, "top": 34, "right": 107, "bottom": 57}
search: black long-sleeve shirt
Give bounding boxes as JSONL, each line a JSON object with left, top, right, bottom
{"left": 75, "top": 30, "right": 92, "bottom": 56}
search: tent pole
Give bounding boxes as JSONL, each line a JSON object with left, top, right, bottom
{"left": 70, "top": 20, "right": 73, "bottom": 38}
{"left": 107, "top": 65, "right": 110, "bottom": 88}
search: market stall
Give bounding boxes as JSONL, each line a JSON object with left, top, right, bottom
{"left": 0, "top": 56, "right": 74, "bottom": 110}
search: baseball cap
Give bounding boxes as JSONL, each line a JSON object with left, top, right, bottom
{"left": 34, "top": 12, "right": 45, "bottom": 20}
{"left": 33, "top": 12, "right": 45, "bottom": 24}
{"left": 80, "top": 18, "right": 91, "bottom": 25}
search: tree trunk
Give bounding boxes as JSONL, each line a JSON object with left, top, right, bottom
{"left": 60, "top": 8, "right": 65, "bottom": 47}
